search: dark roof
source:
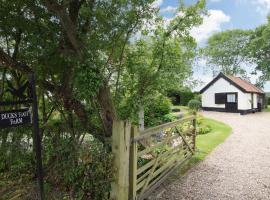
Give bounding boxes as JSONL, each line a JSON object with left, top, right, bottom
{"left": 200, "top": 73, "right": 265, "bottom": 94}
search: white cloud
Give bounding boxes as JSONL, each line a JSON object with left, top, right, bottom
{"left": 151, "top": 0, "right": 163, "bottom": 8}
{"left": 253, "top": 0, "right": 270, "bottom": 16}
{"left": 190, "top": 10, "right": 230, "bottom": 43}
{"left": 160, "top": 6, "right": 177, "bottom": 13}
{"left": 210, "top": 0, "right": 222, "bottom": 2}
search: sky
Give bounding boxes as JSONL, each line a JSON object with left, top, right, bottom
{"left": 155, "top": 0, "right": 270, "bottom": 91}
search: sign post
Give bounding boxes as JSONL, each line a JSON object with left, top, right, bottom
{"left": 29, "top": 73, "right": 44, "bottom": 200}
{"left": 0, "top": 73, "right": 44, "bottom": 200}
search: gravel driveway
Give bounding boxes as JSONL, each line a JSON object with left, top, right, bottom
{"left": 154, "top": 111, "right": 270, "bottom": 200}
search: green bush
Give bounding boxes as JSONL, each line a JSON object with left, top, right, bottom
{"left": 144, "top": 95, "right": 173, "bottom": 127}
{"left": 188, "top": 99, "right": 201, "bottom": 112}
{"left": 167, "top": 88, "right": 197, "bottom": 106}
{"left": 43, "top": 132, "right": 114, "bottom": 200}
{"left": 198, "top": 124, "right": 212, "bottom": 135}
{"left": 196, "top": 116, "right": 212, "bottom": 135}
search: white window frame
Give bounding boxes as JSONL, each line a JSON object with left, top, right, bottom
{"left": 227, "top": 93, "right": 236, "bottom": 103}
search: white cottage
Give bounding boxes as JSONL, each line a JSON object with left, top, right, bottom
{"left": 200, "top": 73, "right": 265, "bottom": 114}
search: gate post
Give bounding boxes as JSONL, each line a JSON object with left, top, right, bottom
{"left": 111, "top": 121, "right": 131, "bottom": 200}
{"left": 192, "top": 115, "right": 197, "bottom": 151}
{"left": 129, "top": 126, "right": 139, "bottom": 200}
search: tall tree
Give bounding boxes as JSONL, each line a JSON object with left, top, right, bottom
{"left": 202, "top": 29, "right": 252, "bottom": 76}
{"left": 247, "top": 17, "right": 270, "bottom": 82}
{"left": 114, "top": 0, "right": 206, "bottom": 129}
{"left": 0, "top": 0, "right": 206, "bottom": 138}
{"left": 0, "top": 0, "right": 155, "bottom": 137}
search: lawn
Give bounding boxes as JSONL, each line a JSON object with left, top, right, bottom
{"left": 264, "top": 105, "right": 270, "bottom": 112}
{"left": 171, "top": 105, "right": 189, "bottom": 111}
{"left": 176, "top": 117, "right": 232, "bottom": 175}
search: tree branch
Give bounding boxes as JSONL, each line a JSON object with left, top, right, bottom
{"left": 44, "top": 0, "right": 83, "bottom": 57}
{"left": 0, "top": 47, "right": 33, "bottom": 74}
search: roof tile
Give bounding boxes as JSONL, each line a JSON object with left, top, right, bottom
{"left": 226, "top": 75, "right": 264, "bottom": 94}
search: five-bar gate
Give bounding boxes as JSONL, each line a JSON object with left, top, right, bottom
{"left": 111, "top": 115, "right": 197, "bottom": 200}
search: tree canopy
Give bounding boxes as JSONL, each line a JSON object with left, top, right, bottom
{"left": 247, "top": 17, "right": 270, "bottom": 82}
{"left": 202, "top": 29, "right": 252, "bottom": 77}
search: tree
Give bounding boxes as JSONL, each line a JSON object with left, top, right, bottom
{"left": 0, "top": 0, "right": 206, "bottom": 137}
{"left": 114, "top": 1, "right": 206, "bottom": 129}
{"left": 247, "top": 17, "right": 270, "bottom": 82}
{"left": 202, "top": 29, "right": 252, "bottom": 76}
{"left": 0, "top": 0, "right": 155, "bottom": 137}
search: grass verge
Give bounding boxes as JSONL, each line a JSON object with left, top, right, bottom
{"left": 171, "top": 105, "right": 189, "bottom": 111}
{"left": 263, "top": 105, "right": 270, "bottom": 112}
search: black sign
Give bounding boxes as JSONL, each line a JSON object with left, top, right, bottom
{"left": 0, "top": 108, "right": 31, "bottom": 128}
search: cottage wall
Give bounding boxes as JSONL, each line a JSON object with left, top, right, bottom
{"left": 202, "top": 77, "right": 253, "bottom": 110}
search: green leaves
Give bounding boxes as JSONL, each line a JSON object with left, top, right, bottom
{"left": 202, "top": 29, "right": 252, "bottom": 76}
{"left": 247, "top": 18, "right": 270, "bottom": 81}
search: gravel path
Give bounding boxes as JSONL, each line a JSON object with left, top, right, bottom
{"left": 155, "top": 111, "right": 270, "bottom": 200}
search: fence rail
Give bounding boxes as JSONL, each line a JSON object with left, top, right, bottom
{"left": 110, "top": 115, "right": 197, "bottom": 200}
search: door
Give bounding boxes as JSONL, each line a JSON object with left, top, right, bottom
{"left": 225, "top": 93, "right": 238, "bottom": 112}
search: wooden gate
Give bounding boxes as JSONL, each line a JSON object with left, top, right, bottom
{"left": 110, "top": 116, "right": 196, "bottom": 200}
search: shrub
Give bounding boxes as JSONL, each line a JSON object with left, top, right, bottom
{"left": 144, "top": 95, "right": 172, "bottom": 127}
{"left": 167, "top": 88, "right": 197, "bottom": 106}
{"left": 44, "top": 134, "right": 114, "bottom": 200}
{"left": 198, "top": 124, "right": 212, "bottom": 135}
{"left": 188, "top": 99, "right": 201, "bottom": 112}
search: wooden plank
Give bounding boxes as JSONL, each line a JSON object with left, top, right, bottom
{"left": 137, "top": 128, "right": 192, "bottom": 158}
{"left": 138, "top": 154, "right": 192, "bottom": 200}
{"left": 192, "top": 118, "right": 197, "bottom": 151}
{"left": 137, "top": 153, "right": 183, "bottom": 190}
{"left": 139, "top": 133, "right": 173, "bottom": 194}
{"left": 133, "top": 116, "right": 195, "bottom": 142}
{"left": 136, "top": 148, "right": 181, "bottom": 184}
{"left": 129, "top": 126, "right": 139, "bottom": 200}
{"left": 137, "top": 135, "right": 179, "bottom": 157}
{"left": 136, "top": 149, "right": 192, "bottom": 193}
{"left": 110, "top": 121, "right": 131, "bottom": 200}
{"left": 175, "top": 127, "right": 195, "bottom": 154}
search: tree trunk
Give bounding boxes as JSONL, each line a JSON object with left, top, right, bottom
{"left": 98, "top": 83, "right": 117, "bottom": 137}
{"left": 138, "top": 104, "right": 144, "bottom": 131}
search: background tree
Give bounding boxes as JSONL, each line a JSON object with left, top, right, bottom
{"left": 247, "top": 16, "right": 270, "bottom": 83}
{"left": 202, "top": 29, "right": 252, "bottom": 77}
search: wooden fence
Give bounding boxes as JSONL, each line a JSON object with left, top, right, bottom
{"left": 110, "top": 115, "right": 196, "bottom": 200}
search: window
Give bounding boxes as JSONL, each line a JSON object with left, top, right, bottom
{"left": 227, "top": 94, "right": 236, "bottom": 103}
{"left": 215, "top": 93, "right": 226, "bottom": 104}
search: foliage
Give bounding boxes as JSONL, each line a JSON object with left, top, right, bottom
{"left": 202, "top": 29, "right": 252, "bottom": 76}
{"left": 188, "top": 99, "right": 201, "bottom": 112}
{"left": 196, "top": 116, "right": 212, "bottom": 135}
{"left": 167, "top": 88, "right": 197, "bottom": 106}
{"left": 144, "top": 95, "right": 173, "bottom": 127}
{"left": 246, "top": 17, "right": 270, "bottom": 82}
{"left": 264, "top": 105, "right": 270, "bottom": 112}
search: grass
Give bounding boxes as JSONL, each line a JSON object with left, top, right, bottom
{"left": 173, "top": 117, "right": 232, "bottom": 177}
{"left": 263, "top": 105, "right": 270, "bottom": 112}
{"left": 171, "top": 105, "right": 189, "bottom": 111}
